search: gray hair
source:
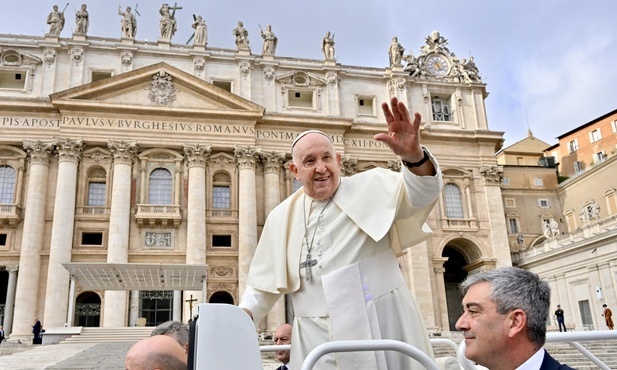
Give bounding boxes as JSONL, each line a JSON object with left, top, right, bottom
{"left": 459, "top": 267, "right": 550, "bottom": 346}
{"left": 151, "top": 320, "right": 189, "bottom": 347}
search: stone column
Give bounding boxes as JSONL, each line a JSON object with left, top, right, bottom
{"left": 129, "top": 290, "right": 139, "bottom": 327}
{"left": 432, "top": 258, "right": 449, "bottom": 332}
{"left": 3, "top": 265, "right": 18, "bottom": 335}
{"left": 103, "top": 140, "right": 137, "bottom": 327}
{"left": 66, "top": 276, "right": 76, "bottom": 326}
{"left": 479, "top": 165, "right": 512, "bottom": 266}
{"left": 10, "top": 140, "right": 54, "bottom": 341}
{"left": 183, "top": 144, "right": 211, "bottom": 311}
{"left": 173, "top": 291, "right": 182, "bottom": 321}
{"left": 262, "top": 152, "right": 285, "bottom": 332}
{"left": 44, "top": 139, "right": 83, "bottom": 328}
{"left": 234, "top": 146, "right": 261, "bottom": 298}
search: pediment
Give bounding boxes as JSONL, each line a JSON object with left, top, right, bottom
{"left": 0, "top": 48, "right": 42, "bottom": 66}
{"left": 275, "top": 71, "right": 327, "bottom": 87}
{"left": 50, "top": 62, "right": 264, "bottom": 119}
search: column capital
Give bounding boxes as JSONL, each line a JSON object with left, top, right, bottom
{"left": 54, "top": 138, "right": 83, "bottom": 164}
{"left": 183, "top": 143, "right": 212, "bottom": 169}
{"left": 480, "top": 165, "right": 504, "bottom": 185}
{"left": 262, "top": 151, "right": 285, "bottom": 174}
{"left": 387, "top": 159, "right": 402, "bottom": 172}
{"left": 23, "top": 139, "right": 55, "bottom": 166}
{"left": 340, "top": 155, "right": 357, "bottom": 176}
{"left": 6, "top": 264, "right": 19, "bottom": 273}
{"left": 108, "top": 140, "right": 138, "bottom": 165}
{"left": 234, "top": 146, "right": 261, "bottom": 170}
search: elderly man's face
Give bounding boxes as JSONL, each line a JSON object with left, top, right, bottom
{"left": 455, "top": 282, "right": 511, "bottom": 369}
{"left": 273, "top": 324, "right": 292, "bottom": 364}
{"left": 290, "top": 133, "right": 341, "bottom": 201}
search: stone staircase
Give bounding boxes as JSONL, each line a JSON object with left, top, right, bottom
{"left": 59, "top": 327, "right": 154, "bottom": 344}
{"left": 431, "top": 332, "right": 617, "bottom": 369}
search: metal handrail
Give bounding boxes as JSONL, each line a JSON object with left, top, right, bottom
{"left": 299, "top": 339, "right": 439, "bottom": 370}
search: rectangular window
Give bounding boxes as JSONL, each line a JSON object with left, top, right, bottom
{"left": 87, "top": 182, "right": 106, "bottom": 206}
{"left": 0, "top": 233, "right": 6, "bottom": 246}
{"left": 356, "top": 96, "right": 375, "bottom": 116}
{"left": 505, "top": 198, "right": 516, "bottom": 208}
{"left": 574, "top": 161, "right": 583, "bottom": 175}
{"left": 431, "top": 98, "right": 451, "bottom": 121}
{"left": 288, "top": 90, "right": 314, "bottom": 108}
{"left": 501, "top": 178, "right": 510, "bottom": 186}
{"left": 568, "top": 139, "right": 579, "bottom": 153}
{"left": 212, "top": 235, "right": 232, "bottom": 247}
{"left": 612, "top": 120, "right": 617, "bottom": 133}
{"left": 91, "top": 71, "right": 113, "bottom": 83}
{"left": 81, "top": 232, "right": 103, "bottom": 246}
{"left": 534, "top": 178, "right": 543, "bottom": 187}
{"left": 508, "top": 218, "right": 519, "bottom": 234}
{"left": 0, "top": 70, "right": 27, "bottom": 89}
{"left": 212, "top": 186, "right": 230, "bottom": 209}
{"left": 593, "top": 151, "right": 606, "bottom": 164}
{"left": 212, "top": 80, "right": 232, "bottom": 92}
{"left": 537, "top": 199, "right": 551, "bottom": 208}
{"left": 589, "top": 129, "right": 602, "bottom": 143}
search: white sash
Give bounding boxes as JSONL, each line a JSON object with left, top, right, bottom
{"left": 321, "top": 249, "right": 405, "bottom": 370}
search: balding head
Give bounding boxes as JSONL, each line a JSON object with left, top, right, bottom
{"left": 125, "top": 334, "right": 187, "bottom": 370}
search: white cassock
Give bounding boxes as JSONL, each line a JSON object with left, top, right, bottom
{"left": 240, "top": 151, "right": 443, "bottom": 370}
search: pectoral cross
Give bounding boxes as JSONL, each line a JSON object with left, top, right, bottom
{"left": 300, "top": 253, "right": 317, "bottom": 281}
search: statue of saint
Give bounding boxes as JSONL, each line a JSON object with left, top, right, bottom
{"left": 260, "top": 24, "right": 278, "bottom": 55}
{"left": 159, "top": 3, "right": 178, "bottom": 40}
{"left": 233, "top": 21, "right": 250, "bottom": 50}
{"left": 118, "top": 5, "right": 137, "bottom": 38}
{"left": 322, "top": 31, "right": 335, "bottom": 60}
{"left": 75, "top": 4, "right": 89, "bottom": 34}
{"left": 192, "top": 15, "right": 207, "bottom": 45}
{"left": 388, "top": 37, "right": 404, "bottom": 66}
{"left": 46, "top": 4, "right": 65, "bottom": 36}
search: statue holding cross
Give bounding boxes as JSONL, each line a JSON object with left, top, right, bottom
{"left": 159, "top": 2, "right": 182, "bottom": 40}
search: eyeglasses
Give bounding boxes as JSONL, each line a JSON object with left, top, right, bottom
{"left": 273, "top": 336, "right": 290, "bottom": 343}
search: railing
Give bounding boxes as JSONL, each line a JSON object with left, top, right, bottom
{"left": 261, "top": 331, "right": 617, "bottom": 370}
{"left": 443, "top": 217, "right": 477, "bottom": 229}
{"left": 207, "top": 209, "right": 239, "bottom": 218}
{"left": 76, "top": 206, "right": 109, "bottom": 216}
{"left": 136, "top": 204, "right": 182, "bottom": 215}
{"left": 0, "top": 204, "right": 19, "bottom": 215}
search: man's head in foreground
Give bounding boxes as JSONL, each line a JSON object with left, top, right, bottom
{"left": 273, "top": 323, "right": 292, "bottom": 364}
{"left": 125, "top": 334, "right": 187, "bottom": 370}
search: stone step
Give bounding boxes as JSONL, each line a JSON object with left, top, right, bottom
{"left": 59, "top": 327, "right": 153, "bottom": 344}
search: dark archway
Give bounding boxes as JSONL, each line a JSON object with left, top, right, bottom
{"left": 208, "top": 291, "right": 234, "bottom": 304}
{"left": 74, "top": 291, "right": 101, "bottom": 327}
{"left": 0, "top": 270, "right": 7, "bottom": 326}
{"left": 442, "top": 246, "right": 468, "bottom": 331}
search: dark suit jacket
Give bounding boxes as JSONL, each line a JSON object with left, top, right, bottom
{"left": 540, "top": 351, "right": 575, "bottom": 370}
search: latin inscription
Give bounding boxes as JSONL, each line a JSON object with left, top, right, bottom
{"left": 1, "top": 115, "right": 388, "bottom": 148}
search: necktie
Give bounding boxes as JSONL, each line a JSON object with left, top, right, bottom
{"left": 278, "top": 366, "right": 287, "bottom": 370}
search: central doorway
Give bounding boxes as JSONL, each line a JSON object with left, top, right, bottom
{"left": 74, "top": 291, "right": 101, "bottom": 327}
{"left": 140, "top": 290, "right": 173, "bottom": 326}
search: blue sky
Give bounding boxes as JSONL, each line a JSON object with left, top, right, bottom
{"left": 3, "top": 0, "right": 616, "bottom": 147}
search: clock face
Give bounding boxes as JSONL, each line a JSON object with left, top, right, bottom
{"left": 426, "top": 54, "right": 449, "bottom": 76}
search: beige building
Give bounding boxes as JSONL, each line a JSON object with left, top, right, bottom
{"left": 511, "top": 114, "right": 617, "bottom": 330}
{"left": 0, "top": 20, "right": 512, "bottom": 342}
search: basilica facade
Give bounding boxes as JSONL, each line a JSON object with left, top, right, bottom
{"left": 0, "top": 15, "right": 514, "bottom": 342}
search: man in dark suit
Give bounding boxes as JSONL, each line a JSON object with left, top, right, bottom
{"left": 0, "top": 325, "right": 5, "bottom": 343}
{"left": 456, "top": 267, "right": 574, "bottom": 370}
{"left": 273, "top": 323, "right": 292, "bottom": 370}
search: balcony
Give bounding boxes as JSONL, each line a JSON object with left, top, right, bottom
{"left": 0, "top": 204, "right": 22, "bottom": 227}
{"left": 75, "top": 206, "right": 110, "bottom": 221}
{"left": 442, "top": 217, "right": 477, "bottom": 230}
{"left": 136, "top": 204, "right": 182, "bottom": 227}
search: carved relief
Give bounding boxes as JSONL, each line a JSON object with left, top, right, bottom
{"left": 239, "top": 62, "right": 252, "bottom": 77}
{"left": 210, "top": 266, "right": 234, "bottom": 277}
{"left": 388, "top": 159, "right": 402, "bottom": 172}
{"left": 144, "top": 232, "right": 172, "bottom": 248}
{"left": 70, "top": 47, "right": 84, "bottom": 64}
{"left": 193, "top": 57, "right": 205, "bottom": 73}
{"left": 263, "top": 67, "right": 275, "bottom": 81}
{"left": 340, "top": 155, "right": 357, "bottom": 176}
{"left": 121, "top": 51, "right": 133, "bottom": 66}
{"left": 148, "top": 71, "right": 178, "bottom": 106}
{"left": 326, "top": 72, "right": 338, "bottom": 86}
{"left": 44, "top": 49, "right": 56, "bottom": 64}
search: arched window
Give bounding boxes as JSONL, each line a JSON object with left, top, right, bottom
{"left": 148, "top": 168, "right": 172, "bottom": 205}
{"left": 0, "top": 165, "right": 16, "bottom": 204}
{"left": 212, "top": 172, "right": 231, "bottom": 209}
{"left": 444, "top": 183, "right": 464, "bottom": 219}
{"left": 86, "top": 168, "right": 107, "bottom": 207}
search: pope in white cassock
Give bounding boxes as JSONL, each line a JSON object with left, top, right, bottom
{"left": 239, "top": 97, "right": 443, "bottom": 369}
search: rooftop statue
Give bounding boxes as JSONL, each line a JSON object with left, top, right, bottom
{"left": 191, "top": 15, "right": 207, "bottom": 46}
{"left": 160, "top": 3, "right": 182, "bottom": 41}
{"left": 233, "top": 21, "right": 250, "bottom": 50}
{"left": 260, "top": 24, "right": 278, "bottom": 55}
{"left": 321, "top": 31, "right": 335, "bottom": 60}
{"left": 75, "top": 4, "right": 89, "bottom": 34}
{"left": 388, "top": 37, "right": 404, "bottom": 66}
{"left": 46, "top": 4, "right": 66, "bottom": 36}
{"left": 118, "top": 5, "right": 137, "bottom": 38}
